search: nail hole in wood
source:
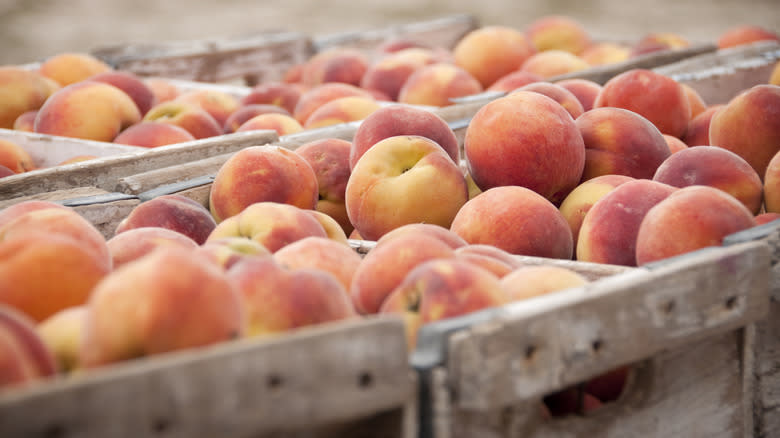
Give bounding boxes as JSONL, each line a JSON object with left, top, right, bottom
{"left": 358, "top": 371, "right": 374, "bottom": 388}
{"left": 43, "top": 424, "right": 66, "bottom": 438}
{"left": 152, "top": 417, "right": 170, "bottom": 434}
{"left": 267, "top": 374, "right": 283, "bottom": 389}
{"left": 525, "top": 345, "right": 536, "bottom": 360}
{"left": 591, "top": 339, "right": 603, "bottom": 353}
{"left": 725, "top": 296, "right": 737, "bottom": 310}
{"left": 662, "top": 300, "right": 675, "bottom": 314}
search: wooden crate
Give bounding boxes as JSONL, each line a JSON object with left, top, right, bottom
{"left": 410, "top": 240, "right": 769, "bottom": 438}
{"left": 0, "top": 316, "right": 416, "bottom": 438}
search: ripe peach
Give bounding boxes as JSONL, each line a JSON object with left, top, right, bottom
{"left": 235, "top": 112, "right": 304, "bottom": 136}
{"left": 513, "top": 82, "right": 584, "bottom": 119}
{"left": 273, "top": 236, "right": 362, "bottom": 293}
{"left": 305, "top": 209, "right": 349, "bottom": 245}
{"left": 635, "top": 185, "right": 756, "bottom": 265}
{"left": 38, "top": 52, "right": 112, "bottom": 87}
{"left": 709, "top": 84, "right": 780, "bottom": 179}
{"left": 195, "top": 236, "right": 272, "bottom": 271}
{"left": 554, "top": 78, "right": 603, "bottom": 112}
{"left": 209, "top": 145, "right": 319, "bottom": 222}
{"left": 222, "top": 104, "right": 290, "bottom": 134}
{"left": 520, "top": 50, "right": 590, "bottom": 79}
{"left": 450, "top": 185, "right": 574, "bottom": 259}
{"left": 112, "top": 121, "right": 196, "bottom": 147}
{"left": 453, "top": 250, "right": 515, "bottom": 278}
{"left": 594, "top": 69, "right": 692, "bottom": 138}
{"left": 12, "top": 110, "right": 38, "bottom": 132}
{"left": 376, "top": 223, "right": 468, "bottom": 250}
{"left": 174, "top": 89, "right": 240, "bottom": 127}
{"left": 37, "top": 306, "right": 87, "bottom": 373}
{"left": 360, "top": 48, "right": 438, "bottom": 101}
{"left": 0, "top": 139, "right": 34, "bottom": 173}
{"left": 57, "top": 155, "right": 97, "bottom": 166}
{"left": 663, "top": 134, "right": 689, "bottom": 154}
{"left": 107, "top": 226, "right": 199, "bottom": 269}
{"left": 486, "top": 70, "right": 544, "bottom": 93}
{"left": 293, "top": 83, "right": 373, "bottom": 125}
{"left": 631, "top": 32, "right": 690, "bottom": 56}
{"left": 756, "top": 212, "right": 780, "bottom": 225}
{"left": 501, "top": 265, "right": 588, "bottom": 302}
{"left": 0, "top": 66, "right": 54, "bottom": 129}
{"left": 717, "top": 25, "right": 780, "bottom": 49}
{"left": 301, "top": 48, "right": 370, "bottom": 87}
{"left": 0, "top": 165, "right": 14, "bottom": 179}
{"left": 525, "top": 15, "right": 592, "bottom": 55}
{"left": 653, "top": 146, "right": 763, "bottom": 214}
{"left": 577, "top": 179, "right": 677, "bottom": 266}
{"left": 682, "top": 83, "right": 708, "bottom": 119}
{"left": 303, "top": 96, "right": 380, "bottom": 129}
{"left": 144, "top": 78, "right": 180, "bottom": 103}
{"left": 453, "top": 25, "right": 536, "bottom": 88}
{"left": 398, "top": 63, "right": 483, "bottom": 107}
{"left": 115, "top": 194, "right": 217, "bottom": 244}
{"left": 762, "top": 149, "right": 780, "bottom": 213}
{"left": 580, "top": 42, "right": 631, "bottom": 66}
{"left": 771, "top": 61, "right": 780, "bottom": 86}
{"left": 240, "top": 81, "right": 303, "bottom": 115}
{"left": 0, "top": 200, "right": 70, "bottom": 228}
{"left": 682, "top": 105, "right": 724, "bottom": 146}
{"left": 464, "top": 91, "right": 586, "bottom": 204}
{"left": 0, "top": 304, "right": 57, "bottom": 389}
{"left": 87, "top": 70, "right": 158, "bottom": 116}
{"left": 143, "top": 100, "right": 223, "bottom": 139}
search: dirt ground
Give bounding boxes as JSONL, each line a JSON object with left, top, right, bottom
{"left": 1, "top": 0, "right": 779, "bottom": 65}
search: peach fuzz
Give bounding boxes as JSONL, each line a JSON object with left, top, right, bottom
{"left": 450, "top": 185, "right": 574, "bottom": 259}
{"left": 755, "top": 212, "right": 780, "bottom": 225}
{"left": 635, "top": 185, "right": 757, "bottom": 265}
{"left": 13, "top": 110, "right": 38, "bottom": 132}
{"left": 593, "top": 69, "right": 692, "bottom": 138}
{"left": 360, "top": 48, "right": 438, "bottom": 101}
{"left": 576, "top": 107, "right": 671, "bottom": 181}
{"left": 0, "top": 304, "right": 57, "bottom": 389}
{"left": 653, "top": 146, "right": 763, "bottom": 214}
{"left": 300, "top": 47, "right": 370, "bottom": 87}
{"left": 630, "top": 32, "right": 690, "bottom": 56}
{"left": 351, "top": 233, "right": 456, "bottom": 314}
{"left": 305, "top": 209, "right": 349, "bottom": 245}
{"left": 519, "top": 50, "right": 590, "bottom": 79}
{"left": 273, "top": 236, "right": 362, "bottom": 293}
{"left": 558, "top": 174, "right": 635, "bottom": 252}
{"left": 350, "top": 104, "right": 460, "bottom": 169}
{"left": 453, "top": 243, "right": 524, "bottom": 270}
{"left": 303, "top": 96, "right": 380, "bottom": 129}
{"left": 376, "top": 223, "right": 468, "bottom": 250}
{"left": 762, "top": 149, "right": 780, "bottom": 213}
{"left": 209, "top": 146, "right": 318, "bottom": 223}
{"left": 682, "top": 105, "right": 724, "bottom": 146}
{"left": 0, "top": 166, "right": 14, "bottom": 179}
{"left": 771, "top": 61, "right": 780, "bottom": 86}
{"left": 501, "top": 265, "right": 588, "bottom": 302}
{"left": 115, "top": 194, "right": 216, "bottom": 245}
{"left": 580, "top": 42, "right": 631, "bottom": 66}
{"left": 454, "top": 250, "right": 515, "bottom": 278}
{"left": 464, "top": 91, "right": 585, "bottom": 204}
{"left": 0, "top": 139, "right": 34, "bottom": 173}
{"left": 716, "top": 25, "right": 780, "bottom": 49}
{"left": 87, "top": 70, "right": 158, "bottom": 116}
{"left": 576, "top": 179, "right": 677, "bottom": 266}
{"left": 398, "top": 63, "right": 483, "bottom": 107}
{"left": 380, "top": 258, "right": 506, "bottom": 350}
{"left": 0, "top": 66, "right": 55, "bottom": 129}
{"left": 226, "top": 257, "right": 355, "bottom": 337}
{"left": 293, "top": 83, "right": 373, "bottom": 125}
{"left": 195, "top": 237, "right": 271, "bottom": 271}
{"left": 143, "top": 100, "right": 223, "bottom": 139}
{"left": 236, "top": 112, "right": 304, "bottom": 136}
{"left": 513, "top": 82, "right": 584, "bottom": 119}
{"left": 554, "top": 78, "right": 603, "bottom": 112}
{"left": 57, "top": 155, "right": 97, "bottom": 166}
{"left": 453, "top": 25, "right": 536, "bottom": 89}
{"left": 682, "top": 84, "right": 708, "bottom": 119}
{"left": 38, "top": 305, "right": 87, "bottom": 373}
{"left": 38, "top": 52, "right": 112, "bottom": 87}
{"left": 113, "top": 121, "right": 196, "bottom": 148}
{"left": 107, "top": 226, "right": 199, "bottom": 269}
{"left": 144, "top": 78, "right": 180, "bottom": 103}
{"left": 223, "top": 104, "right": 290, "bottom": 134}
{"left": 663, "top": 134, "right": 689, "bottom": 154}
{"left": 709, "top": 84, "right": 780, "bottom": 180}
{"left": 345, "top": 135, "right": 468, "bottom": 241}
{"left": 207, "top": 202, "right": 327, "bottom": 253}
{"left": 525, "top": 15, "right": 592, "bottom": 55}
{"left": 240, "top": 81, "right": 303, "bottom": 115}
{"left": 0, "top": 200, "right": 70, "bottom": 228}
{"left": 80, "top": 246, "right": 245, "bottom": 368}
{"left": 174, "top": 89, "right": 240, "bottom": 127}
{"left": 34, "top": 81, "right": 141, "bottom": 142}
{"left": 486, "top": 70, "right": 543, "bottom": 93}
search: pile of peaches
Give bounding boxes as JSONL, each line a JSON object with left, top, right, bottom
{"left": 1, "top": 15, "right": 780, "bottom": 415}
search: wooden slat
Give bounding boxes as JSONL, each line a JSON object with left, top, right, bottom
{"left": 0, "top": 316, "right": 412, "bottom": 438}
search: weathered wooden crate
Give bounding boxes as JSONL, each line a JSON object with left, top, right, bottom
{"left": 0, "top": 315, "right": 416, "bottom": 438}
{"left": 409, "top": 240, "right": 770, "bottom": 438}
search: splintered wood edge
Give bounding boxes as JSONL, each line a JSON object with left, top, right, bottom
{"left": 446, "top": 240, "right": 770, "bottom": 411}
{"left": 0, "top": 316, "right": 413, "bottom": 437}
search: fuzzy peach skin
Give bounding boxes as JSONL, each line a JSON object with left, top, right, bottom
{"left": 663, "top": 134, "right": 689, "bottom": 154}
{"left": 450, "top": 185, "right": 574, "bottom": 259}
{"left": 113, "top": 121, "right": 196, "bottom": 148}
{"left": 303, "top": 96, "right": 380, "bottom": 129}
{"left": 756, "top": 212, "right": 780, "bottom": 225}
{"left": 635, "top": 185, "right": 757, "bottom": 265}
{"left": 223, "top": 104, "right": 290, "bottom": 134}
{"left": 195, "top": 237, "right": 272, "bottom": 271}
{"left": 144, "top": 78, "right": 180, "bottom": 103}
{"left": 0, "top": 200, "right": 70, "bottom": 228}
{"left": 0, "top": 139, "right": 35, "bottom": 173}
{"left": 207, "top": 202, "right": 327, "bottom": 253}
{"left": 143, "top": 100, "right": 223, "bottom": 139}
{"left": 360, "top": 48, "right": 439, "bottom": 101}
{"left": 351, "top": 233, "right": 456, "bottom": 315}
{"left": 525, "top": 15, "right": 592, "bottom": 55}
{"left": 209, "top": 145, "right": 319, "bottom": 223}
{"left": 486, "top": 70, "right": 544, "bottom": 93}
{"left": 762, "top": 149, "right": 780, "bottom": 213}
{"left": 577, "top": 179, "right": 677, "bottom": 266}
{"left": 13, "top": 110, "right": 38, "bottom": 132}
{"left": 350, "top": 104, "right": 460, "bottom": 169}
{"left": 226, "top": 256, "right": 355, "bottom": 337}
{"left": 397, "top": 63, "right": 484, "bottom": 107}
{"left": 453, "top": 26, "right": 536, "bottom": 89}
{"left": 0, "top": 304, "right": 57, "bottom": 389}
{"left": 79, "top": 246, "right": 245, "bottom": 368}
{"left": 273, "top": 236, "right": 363, "bottom": 294}
{"left": 38, "top": 52, "right": 112, "bottom": 87}
{"left": 681, "top": 84, "right": 708, "bottom": 119}
{"left": 240, "top": 81, "right": 303, "bottom": 115}
{"left": 376, "top": 223, "right": 468, "bottom": 250}
{"left": 38, "top": 305, "right": 87, "bottom": 373}
{"left": 106, "top": 226, "right": 199, "bottom": 269}
{"left": 464, "top": 91, "right": 586, "bottom": 204}
{"left": 34, "top": 81, "right": 142, "bottom": 142}
{"left": 235, "top": 113, "right": 304, "bottom": 136}
{"left": 554, "top": 78, "right": 603, "bottom": 112}
{"left": 501, "top": 265, "right": 588, "bottom": 302}
{"left": 709, "top": 84, "right": 780, "bottom": 180}
{"left": 682, "top": 105, "right": 724, "bottom": 146}
{"left": 519, "top": 50, "right": 590, "bottom": 79}
{"left": 593, "top": 69, "right": 692, "bottom": 138}
{"left": 575, "top": 107, "right": 671, "bottom": 181}
{"left": 305, "top": 207, "right": 349, "bottom": 246}
{"left": 293, "top": 83, "right": 373, "bottom": 125}
{"left": 300, "top": 47, "right": 370, "bottom": 88}
{"left": 771, "top": 61, "right": 780, "bottom": 86}
{"left": 580, "top": 42, "right": 631, "bottom": 66}
{"left": 513, "top": 82, "right": 585, "bottom": 119}
{"left": 716, "top": 25, "right": 780, "bottom": 49}
{"left": 88, "top": 70, "right": 158, "bottom": 116}
{"left": 380, "top": 258, "right": 506, "bottom": 350}
{"left": 453, "top": 249, "right": 515, "bottom": 278}
{"left": 0, "top": 66, "right": 56, "bottom": 129}
{"left": 345, "top": 135, "right": 468, "bottom": 241}
{"left": 653, "top": 146, "right": 763, "bottom": 214}
{"left": 174, "top": 88, "right": 240, "bottom": 127}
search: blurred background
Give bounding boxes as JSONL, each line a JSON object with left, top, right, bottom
{"left": 1, "top": 0, "right": 779, "bottom": 65}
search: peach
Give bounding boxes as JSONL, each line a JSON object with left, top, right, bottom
{"left": 273, "top": 236, "right": 362, "bottom": 293}
{"left": 513, "top": 82, "right": 585, "bottom": 119}
{"left": 222, "top": 104, "right": 290, "bottom": 134}
{"left": 295, "top": 138, "right": 353, "bottom": 235}
{"left": 501, "top": 265, "right": 588, "bottom": 302}
{"left": 360, "top": 48, "right": 438, "bottom": 101}
{"left": 577, "top": 179, "right": 676, "bottom": 266}
{"left": 345, "top": 135, "right": 468, "bottom": 241}
{"left": 240, "top": 81, "right": 303, "bottom": 115}
{"left": 34, "top": 81, "right": 142, "bottom": 142}
{"left": 771, "top": 61, "right": 780, "bottom": 86}
{"left": 293, "top": 82, "right": 373, "bottom": 125}
{"left": 0, "top": 139, "right": 34, "bottom": 173}
{"left": 576, "top": 107, "right": 671, "bottom": 181}
{"left": 554, "top": 78, "right": 603, "bottom": 112}
{"left": 115, "top": 194, "right": 217, "bottom": 244}
{"left": 486, "top": 70, "right": 544, "bottom": 93}
{"left": 519, "top": 50, "right": 590, "bottom": 79}
{"left": 143, "top": 100, "right": 223, "bottom": 139}
{"left": 305, "top": 209, "right": 349, "bottom": 245}
{"left": 144, "top": 77, "right": 180, "bottom": 103}
{"left": 631, "top": 32, "right": 691, "bottom": 56}
{"left": 0, "top": 66, "right": 54, "bottom": 129}
{"left": 351, "top": 233, "right": 456, "bottom": 314}
{"left": 580, "top": 42, "right": 631, "bottom": 66}
{"left": 663, "top": 134, "right": 689, "bottom": 154}
{"left": 207, "top": 202, "right": 327, "bottom": 253}
{"left": 717, "top": 25, "right": 780, "bottom": 49}
{"left": 525, "top": 15, "right": 592, "bottom": 55}
{"left": 709, "top": 84, "right": 780, "bottom": 179}
{"left": 0, "top": 166, "right": 14, "bottom": 179}
{"left": 682, "top": 83, "right": 708, "bottom": 119}
{"left": 350, "top": 104, "right": 460, "bottom": 169}
{"left": 558, "top": 174, "right": 635, "bottom": 252}
{"left": 283, "top": 63, "right": 305, "bottom": 84}
{"left": 195, "top": 236, "right": 272, "bottom": 271}
{"left": 107, "top": 226, "right": 199, "bottom": 269}
{"left": 453, "top": 243, "right": 524, "bottom": 270}
{"left": 464, "top": 91, "right": 586, "bottom": 204}
{"left": 301, "top": 47, "right": 370, "bottom": 87}
{"left": 453, "top": 25, "right": 536, "bottom": 89}
{"left": 303, "top": 96, "right": 380, "bottom": 129}
{"left": 209, "top": 146, "right": 319, "bottom": 222}
{"left": 376, "top": 223, "right": 468, "bottom": 250}
{"left": 112, "top": 121, "right": 196, "bottom": 147}
{"left": 57, "top": 155, "right": 97, "bottom": 165}
{"left": 227, "top": 257, "right": 355, "bottom": 337}
{"left": 682, "top": 105, "right": 724, "bottom": 146}
{"left": 380, "top": 258, "right": 506, "bottom": 349}
{"left": 756, "top": 212, "right": 780, "bottom": 225}
{"left": 0, "top": 304, "right": 57, "bottom": 389}
{"left": 174, "top": 89, "right": 240, "bottom": 128}
{"left": 635, "top": 185, "right": 757, "bottom": 265}
{"left": 235, "top": 112, "right": 304, "bottom": 136}
{"left": 87, "top": 70, "right": 157, "bottom": 116}
{"left": 450, "top": 185, "right": 574, "bottom": 259}
{"left": 762, "top": 149, "right": 780, "bottom": 213}
{"left": 0, "top": 200, "right": 70, "bottom": 228}
{"left": 593, "top": 69, "right": 692, "bottom": 138}
{"left": 12, "top": 110, "right": 37, "bottom": 132}
{"left": 37, "top": 306, "right": 87, "bottom": 373}
{"left": 80, "top": 246, "right": 245, "bottom": 368}
{"left": 397, "top": 63, "right": 483, "bottom": 107}
{"left": 38, "top": 52, "right": 112, "bottom": 87}
{"left": 653, "top": 146, "right": 763, "bottom": 214}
